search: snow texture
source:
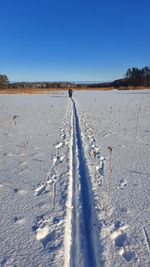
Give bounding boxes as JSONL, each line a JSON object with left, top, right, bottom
{"left": 0, "top": 89, "right": 150, "bottom": 267}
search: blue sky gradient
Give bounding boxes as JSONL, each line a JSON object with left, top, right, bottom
{"left": 0, "top": 0, "right": 150, "bottom": 82}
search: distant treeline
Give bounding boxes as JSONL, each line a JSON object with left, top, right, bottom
{"left": 0, "top": 66, "right": 150, "bottom": 90}
{"left": 113, "top": 66, "right": 150, "bottom": 88}
{"left": 10, "top": 82, "right": 76, "bottom": 89}
{"left": 75, "top": 82, "right": 112, "bottom": 88}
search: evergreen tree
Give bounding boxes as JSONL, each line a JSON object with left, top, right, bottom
{"left": 0, "top": 74, "right": 9, "bottom": 88}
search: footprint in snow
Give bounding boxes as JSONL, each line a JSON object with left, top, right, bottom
{"left": 34, "top": 184, "right": 46, "bottom": 196}
{"left": 61, "top": 129, "right": 66, "bottom": 139}
{"left": 47, "top": 175, "right": 57, "bottom": 185}
{"left": 115, "top": 233, "right": 127, "bottom": 247}
{"left": 36, "top": 225, "right": 49, "bottom": 241}
{"left": 52, "top": 155, "right": 65, "bottom": 165}
{"left": 13, "top": 188, "right": 27, "bottom": 195}
{"left": 13, "top": 215, "right": 26, "bottom": 224}
{"left": 34, "top": 173, "right": 58, "bottom": 196}
{"left": 111, "top": 223, "right": 129, "bottom": 246}
{"left": 119, "top": 247, "right": 135, "bottom": 262}
{"left": 111, "top": 222, "right": 135, "bottom": 262}
{"left": 118, "top": 179, "right": 127, "bottom": 189}
{"left": 36, "top": 228, "right": 58, "bottom": 250}
{"left": 61, "top": 133, "right": 66, "bottom": 140}
{"left": 96, "top": 156, "right": 105, "bottom": 176}
{"left": 32, "top": 216, "right": 55, "bottom": 248}
{"left": 55, "top": 142, "right": 63, "bottom": 149}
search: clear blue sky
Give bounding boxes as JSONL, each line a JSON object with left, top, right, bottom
{"left": 0, "top": 0, "right": 150, "bottom": 82}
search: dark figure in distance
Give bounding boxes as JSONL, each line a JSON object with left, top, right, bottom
{"left": 68, "top": 88, "right": 73, "bottom": 98}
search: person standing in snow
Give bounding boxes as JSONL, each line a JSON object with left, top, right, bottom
{"left": 68, "top": 88, "right": 73, "bottom": 98}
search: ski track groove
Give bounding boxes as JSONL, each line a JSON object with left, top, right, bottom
{"left": 70, "top": 100, "right": 79, "bottom": 266}
{"left": 65, "top": 99, "right": 98, "bottom": 267}
{"left": 73, "top": 99, "right": 97, "bottom": 266}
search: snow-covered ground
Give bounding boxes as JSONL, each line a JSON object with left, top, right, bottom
{"left": 0, "top": 90, "right": 150, "bottom": 266}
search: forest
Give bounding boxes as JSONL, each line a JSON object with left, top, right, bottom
{"left": 113, "top": 66, "right": 150, "bottom": 88}
{"left": 0, "top": 66, "right": 150, "bottom": 89}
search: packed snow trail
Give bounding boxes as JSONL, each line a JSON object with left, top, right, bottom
{"left": 70, "top": 100, "right": 79, "bottom": 267}
{"left": 65, "top": 99, "right": 98, "bottom": 267}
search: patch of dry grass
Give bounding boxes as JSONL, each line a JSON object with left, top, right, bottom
{"left": 0, "top": 87, "right": 113, "bottom": 95}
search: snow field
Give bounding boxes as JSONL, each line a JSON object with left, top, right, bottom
{"left": 0, "top": 93, "right": 70, "bottom": 266}
{"left": 75, "top": 90, "right": 150, "bottom": 266}
{"left": 0, "top": 90, "right": 150, "bottom": 267}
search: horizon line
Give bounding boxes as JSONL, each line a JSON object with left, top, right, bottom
{"left": 10, "top": 80, "right": 113, "bottom": 84}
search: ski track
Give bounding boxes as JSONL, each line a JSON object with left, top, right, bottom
{"left": 70, "top": 101, "right": 79, "bottom": 266}
{"left": 32, "top": 98, "right": 104, "bottom": 266}
{"left": 64, "top": 99, "right": 104, "bottom": 267}
{"left": 76, "top": 104, "right": 136, "bottom": 266}
{"left": 72, "top": 99, "right": 97, "bottom": 266}
{"left": 33, "top": 97, "right": 134, "bottom": 266}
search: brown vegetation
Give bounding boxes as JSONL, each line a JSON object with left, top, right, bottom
{"left": 0, "top": 87, "right": 114, "bottom": 94}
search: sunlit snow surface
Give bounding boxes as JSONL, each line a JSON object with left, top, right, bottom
{"left": 75, "top": 90, "right": 150, "bottom": 266}
{"left": 0, "top": 90, "right": 150, "bottom": 266}
{"left": 0, "top": 93, "right": 67, "bottom": 266}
